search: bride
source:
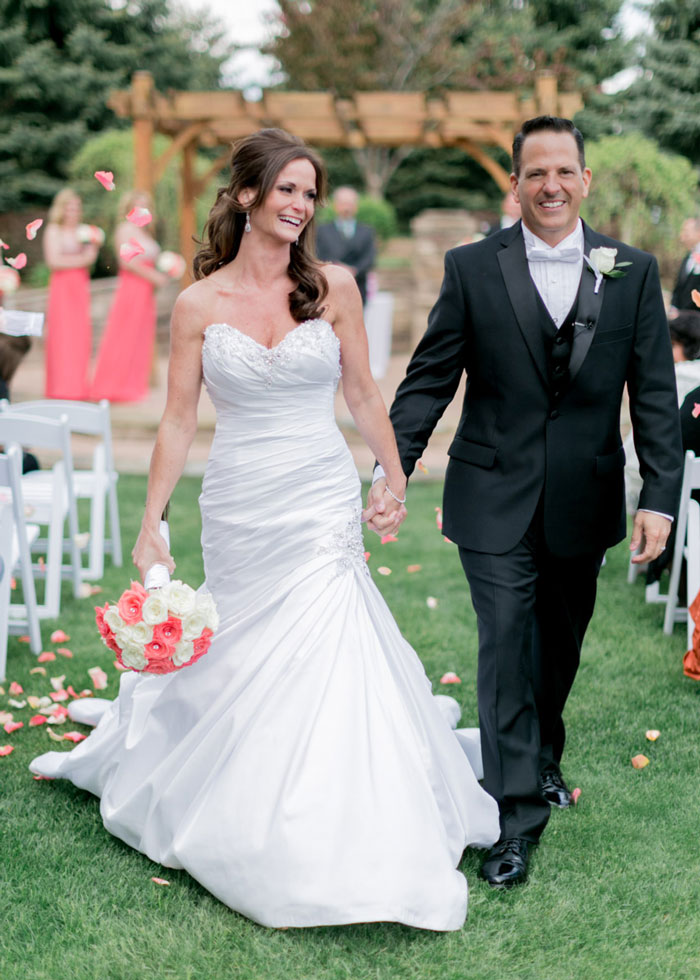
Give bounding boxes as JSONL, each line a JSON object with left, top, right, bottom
{"left": 30, "top": 128, "right": 498, "bottom": 930}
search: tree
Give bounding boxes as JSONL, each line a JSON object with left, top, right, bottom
{"left": 265, "top": 0, "right": 628, "bottom": 202}
{"left": 0, "top": 0, "right": 230, "bottom": 211}
{"left": 582, "top": 133, "right": 697, "bottom": 280}
{"left": 621, "top": 0, "right": 700, "bottom": 166}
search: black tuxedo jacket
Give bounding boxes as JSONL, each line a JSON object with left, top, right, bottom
{"left": 315, "top": 221, "right": 375, "bottom": 303}
{"left": 671, "top": 253, "right": 700, "bottom": 311}
{"left": 390, "top": 221, "right": 683, "bottom": 558}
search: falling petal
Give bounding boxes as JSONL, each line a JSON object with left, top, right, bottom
{"left": 37, "top": 652, "right": 56, "bottom": 663}
{"left": 693, "top": 404, "right": 700, "bottom": 420}
{"left": 63, "top": 731, "right": 87, "bottom": 743}
{"left": 5, "top": 253, "right": 27, "bottom": 270}
{"left": 426, "top": 596, "right": 439, "bottom": 609}
{"left": 435, "top": 507, "right": 443, "bottom": 531}
{"left": 25, "top": 218, "right": 43, "bottom": 240}
{"left": 0, "top": 238, "right": 8, "bottom": 249}
{"left": 9, "top": 682, "right": 23, "bottom": 695}
{"left": 693, "top": 289, "right": 700, "bottom": 309}
{"left": 0, "top": 745, "right": 15, "bottom": 756}
{"left": 377, "top": 566, "right": 392, "bottom": 575}
{"left": 29, "top": 667, "right": 47, "bottom": 676}
{"left": 3, "top": 721, "right": 23, "bottom": 733}
{"left": 50, "top": 630, "right": 70, "bottom": 643}
{"left": 88, "top": 666, "right": 109, "bottom": 691}
{"left": 645, "top": 730, "right": 661, "bottom": 741}
{"left": 56, "top": 648, "right": 73, "bottom": 658}
{"left": 381, "top": 534, "right": 398, "bottom": 544}
{"left": 407, "top": 564, "right": 422, "bottom": 573}
{"left": 29, "top": 715, "right": 47, "bottom": 727}
{"left": 120, "top": 239, "right": 145, "bottom": 262}
{"left": 151, "top": 877, "right": 170, "bottom": 886}
{"left": 127, "top": 206, "right": 152, "bottom": 227}
{"left": 631, "top": 754, "right": 650, "bottom": 769}
{"left": 440, "top": 671, "right": 461, "bottom": 684}
{"left": 571, "top": 787, "right": 582, "bottom": 804}
{"left": 417, "top": 460, "right": 429, "bottom": 475}
{"left": 94, "top": 170, "right": 115, "bottom": 191}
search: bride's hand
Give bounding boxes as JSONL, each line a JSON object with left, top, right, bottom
{"left": 132, "top": 524, "right": 175, "bottom": 583}
{"left": 362, "top": 479, "right": 407, "bottom": 536}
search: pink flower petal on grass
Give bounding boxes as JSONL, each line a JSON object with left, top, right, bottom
{"left": 381, "top": 534, "right": 398, "bottom": 544}
{"left": 50, "top": 630, "right": 70, "bottom": 643}
{"left": 9, "top": 682, "right": 23, "bottom": 695}
{"left": 645, "top": 729, "right": 661, "bottom": 741}
{"left": 94, "top": 170, "right": 115, "bottom": 191}
{"left": 120, "top": 239, "right": 145, "bottom": 262}
{"left": 5, "top": 253, "right": 27, "bottom": 270}
{"left": 37, "top": 652, "right": 56, "bottom": 662}
{"left": 25, "top": 219, "right": 43, "bottom": 240}
{"left": 4, "top": 721, "right": 23, "bottom": 733}
{"left": 127, "top": 206, "right": 152, "bottom": 227}
{"left": 49, "top": 705, "right": 69, "bottom": 721}
{"left": 33, "top": 774, "right": 54, "bottom": 780}
{"left": 56, "top": 648, "right": 73, "bottom": 658}
{"left": 30, "top": 667, "right": 47, "bottom": 676}
{"left": 49, "top": 690, "right": 69, "bottom": 702}
{"left": 88, "top": 666, "right": 108, "bottom": 690}
{"left": 151, "top": 877, "right": 170, "bottom": 886}
{"left": 571, "top": 787, "right": 582, "bottom": 804}
{"left": 49, "top": 675, "right": 66, "bottom": 691}
{"left": 0, "top": 745, "right": 15, "bottom": 756}
{"left": 407, "top": 564, "right": 422, "bottom": 573}
{"left": 440, "top": 671, "right": 461, "bottom": 684}
{"left": 426, "top": 596, "right": 439, "bottom": 609}
{"left": 363, "top": 551, "right": 371, "bottom": 561}
{"left": 693, "top": 404, "right": 700, "bottom": 420}
{"left": 63, "top": 731, "right": 87, "bottom": 743}
{"left": 29, "top": 715, "right": 47, "bottom": 727}
{"left": 377, "top": 566, "right": 392, "bottom": 576}
{"left": 631, "top": 754, "right": 650, "bottom": 769}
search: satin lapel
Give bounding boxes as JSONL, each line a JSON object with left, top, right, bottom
{"left": 568, "top": 225, "right": 606, "bottom": 386}
{"left": 497, "top": 226, "right": 549, "bottom": 385}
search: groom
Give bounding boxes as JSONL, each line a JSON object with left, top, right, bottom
{"left": 367, "top": 116, "right": 683, "bottom": 887}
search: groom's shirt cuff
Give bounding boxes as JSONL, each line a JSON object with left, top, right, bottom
{"left": 639, "top": 508, "right": 674, "bottom": 522}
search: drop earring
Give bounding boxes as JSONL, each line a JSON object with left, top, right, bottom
{"left": 244, "top": 212, "right": 251, "bottom": 233}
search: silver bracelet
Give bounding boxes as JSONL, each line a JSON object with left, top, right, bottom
{"left": 384, "top": 485, "right": 407, "bottom": 505}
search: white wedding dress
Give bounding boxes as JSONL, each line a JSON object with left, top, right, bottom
{"left": 30, "top": 318, "right": 499, "bottom": 930}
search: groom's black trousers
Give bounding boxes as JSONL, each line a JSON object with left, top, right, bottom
{"left": 459, "top": 504, "right": 604, "bottom": 843}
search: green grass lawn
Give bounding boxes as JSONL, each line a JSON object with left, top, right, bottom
{"left": 1, "top": 476, "right": 699, "bottom": 980}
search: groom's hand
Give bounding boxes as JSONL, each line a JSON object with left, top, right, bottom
{"left": 362, "top": 478, "right": 406, "bottom": 535}
{"left": 630, "top": 510, "right": 672, "bottom": 563}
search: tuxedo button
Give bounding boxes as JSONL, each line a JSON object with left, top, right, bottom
{"left": 550, "top": 409, "right": 560, "bottom": 420}
{"left": 554, "top": 335, "right": 566, "bottom": 346}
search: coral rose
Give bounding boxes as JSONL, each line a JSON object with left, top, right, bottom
{"left": 117, "top": 588, "right": 146, "bottom": 625}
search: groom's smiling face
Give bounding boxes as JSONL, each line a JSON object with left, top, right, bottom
{"left": 511, "top": 131, "right": 592, "bottom": 247}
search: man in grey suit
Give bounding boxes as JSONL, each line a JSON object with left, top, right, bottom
{"left": 316, "top": 187, "right": 376, "bottom": 305}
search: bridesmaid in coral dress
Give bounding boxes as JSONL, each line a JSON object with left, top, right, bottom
{"left": 90, "top": 191, "right": 168, "bottom": 403}
{"left": 43, "top": 189, "right": 99, "bottom": 399}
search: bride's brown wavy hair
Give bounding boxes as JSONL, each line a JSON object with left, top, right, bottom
{"left": 194, "top": 128, "right": 328, "bottom": 322}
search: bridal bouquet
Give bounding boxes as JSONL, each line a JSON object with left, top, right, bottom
{"left": 95, "top": 581, "right": 219, "bottom": 675}
{"left": 156, "top": 250, "right": 186, "bottom": 279}
{"left": 77, "top": 224, "right": 106, "bottom": 247}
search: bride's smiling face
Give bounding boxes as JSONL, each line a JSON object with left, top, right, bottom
{"left": 246, "top": 158, "right": 318, "bottom": 244}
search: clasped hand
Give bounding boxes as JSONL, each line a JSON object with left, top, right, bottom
{"left": 362, "top": 479, "right": 407, "bottom": 536}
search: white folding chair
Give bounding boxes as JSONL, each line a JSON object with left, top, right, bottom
{"left": 0, "top": 414, "right": 82, "bottom": 616}
{"left": 663, "top": 451, "right": 700, "bottom": 634}
{"left": 0, "top": 447, "right": 42, "bottom": 673}
{"left": 685, "top": 498, "right": 700, "bottom": 650}
{"left": 0, "top": 399, "right": 122, "bottom": 580}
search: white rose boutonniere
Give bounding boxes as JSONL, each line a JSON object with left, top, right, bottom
{"left": 585, "top": 247, "right": 632, "bottom": 294}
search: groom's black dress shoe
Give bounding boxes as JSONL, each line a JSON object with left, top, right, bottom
{"left": 540, "top": 765, "right": 572, "bottom": 808}
{"left": 479, "top": 838, "right": 530, "bottom": 889}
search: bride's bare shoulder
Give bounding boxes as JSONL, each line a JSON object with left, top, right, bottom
{"left": 170, "top": 278, "right": 218, "bottom": 338}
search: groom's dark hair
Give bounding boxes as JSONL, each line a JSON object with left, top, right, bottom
{"left": 512, "top": 116, "right": 586, "bottom": 176}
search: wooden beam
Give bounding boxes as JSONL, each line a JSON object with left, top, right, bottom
{"left": 180, "top": 141, "right": 197, "bottom": 286}
{"left": 132, "top": 72, "right": 155, "bottom": 194}
{"left": 193, "top": 151, "right": 231, "bottom": 198}
{"left": 455, "top": 138, "right": 511, "bottom": 192}
{"left": 153, "top": 122, "right": 209, "bottom": 185}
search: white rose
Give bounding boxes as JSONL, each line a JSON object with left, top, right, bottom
{"left": 141, "top": 593, "right": 169, "bottom": 625}
{"left": 589, "top": 246, "right": 617, "bottom": 275}
{"left": 181, "top": 609, "right": 207, "bottom": 641}
{"left": 120, "top": 642, "right": 148, "bottom": 670}
{"left": 116, "top": 622, "right": 153, "bottom": 647}
{"left": 104, "top": 606, "right": 125, "bottom": 633}
{"left": 172, "top": 639, "right": 194, "bottom": 667}
{"left": 197, "top": 594, "right": 219, "bottom": 630}
{"left": 162, "top": 580, "right": 196, "bottom": 617}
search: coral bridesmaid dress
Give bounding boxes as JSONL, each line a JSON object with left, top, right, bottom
{"left": 45, "top": 265, "right": 92, "bottom": 399}
{"left": 90, "top": 239, "right": 160, "bottom": 403}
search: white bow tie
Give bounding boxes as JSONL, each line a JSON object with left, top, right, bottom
{"left": 526, "top": 245, "right": 581, "bottom": 264}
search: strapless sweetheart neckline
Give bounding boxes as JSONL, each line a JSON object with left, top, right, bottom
{"left": 204, "top": 317, "right": 334, "bottom": 353}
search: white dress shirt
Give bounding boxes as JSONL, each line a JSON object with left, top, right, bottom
{"left": 522, "top": 220, "right": 584, "bottom": 327}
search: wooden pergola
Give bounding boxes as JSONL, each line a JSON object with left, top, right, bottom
{"left": 109, "top": 71, "right": 582, "bottom": 273}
